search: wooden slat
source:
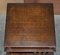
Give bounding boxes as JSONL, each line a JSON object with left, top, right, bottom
{"left": 5, "top": 47, "right": 54, "bottom": 52}
{"left": 7, "top": 52, "right": 33, "bottom": 55}
{"left": 6, "top": 52, "right": 54, "bottom": 55}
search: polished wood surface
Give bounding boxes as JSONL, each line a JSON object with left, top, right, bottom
{"left": 24, "top": 0, "right": 60, "bottom": 14}
{"left": 4, "top": 3, "right": 56, "bottom": 52}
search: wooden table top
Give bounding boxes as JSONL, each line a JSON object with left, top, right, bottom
{"left": 4, "top": 3, "right": 56, "bottom": 49}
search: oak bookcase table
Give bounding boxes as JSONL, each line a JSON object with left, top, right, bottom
{"left": 4, "top": 3, "right": 56, "bottom": 55}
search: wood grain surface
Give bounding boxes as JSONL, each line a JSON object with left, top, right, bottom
{"left": 24, "top": 0, "right": 60, "bottom": 15}
{"left": 7, "top": 52, "right": 54, "bottom": 55}
{"left": 4, "top": 3, "right": 56, "bottom": 52}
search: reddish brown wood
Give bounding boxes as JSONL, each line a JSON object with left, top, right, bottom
{"left": 7, "top": 52, "right": 33, "bottom": 55}
{"left": 24, "top": 0, "right": 60, "bottom": 14}
{"left": 7, "top": 52, "right": 54, "bottom": 55}
{"left": 24, "top": 0, "right": 52, "bottom": 3}
{"left": 5, "top": 47, "right": 54, "bottom": 52}
{"left": 53, "top": 0, "right": 60, "bottom": 14}
{"left": 4, "top": 3, "right": 56, "bottom": 52}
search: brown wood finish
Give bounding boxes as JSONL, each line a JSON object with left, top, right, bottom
{"left": 7, "top": 52, "right": 33, "bottom": 55}
{"left": 24, "top": 0, "right": 60, "bottom": 14}
{"left": 7, "top": 52, "right": 54, "bottom": 55}
{"left": 53, "top": 0, "right": 60, "bottom": 14}
{"left": 5, "top": 47, "right": 54, "bottom": 52}
{"left": 4, "top": 3, "right": 56, "bottom": 52}
{"left": 24, "top": 0, "right": 37, "bottom": 3}
{"left": 4, "top": 3, "right": 56, "bottom": 54}
{"left": 24, "top": 0, "right": 53, "bottom": 3}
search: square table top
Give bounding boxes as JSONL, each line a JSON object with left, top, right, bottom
{"left": 4, "top": 3, "right": 56, "bottom": 49}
